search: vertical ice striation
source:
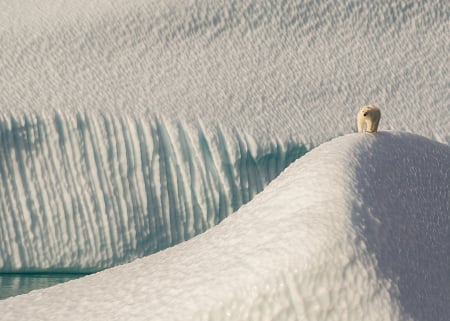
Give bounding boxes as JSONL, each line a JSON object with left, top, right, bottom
{"left": 0, "top": 112, "right": 308, "bottom": 272}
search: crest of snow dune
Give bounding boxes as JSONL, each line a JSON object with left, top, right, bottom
{"left": 2, "top": 132, "right": 448, "bottom": 321}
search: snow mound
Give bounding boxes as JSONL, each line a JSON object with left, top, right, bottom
{"left": 2, "top": 131, "right": 448, "bottom": 321}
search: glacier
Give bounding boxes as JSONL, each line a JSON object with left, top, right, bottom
{"left": 0, "top": 113, "right": 307, "bottom": 271}
{"left": 1, "top": 132, "right": 449, "bottom": 321}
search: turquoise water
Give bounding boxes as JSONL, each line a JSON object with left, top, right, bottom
{"left": 0, "top": 274, "right": 87, "bottom": 300}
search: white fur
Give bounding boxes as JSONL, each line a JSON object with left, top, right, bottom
{"left": 357, "top": 105, "right": 381, "bottom": 133}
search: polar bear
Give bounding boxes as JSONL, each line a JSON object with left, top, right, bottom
{"left": 357, "top": 105, "right": 381, "bottom": 133}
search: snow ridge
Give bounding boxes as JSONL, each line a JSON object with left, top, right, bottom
{"left": 2, "top": 132, "right": 448, "bottom": 321}
{"left": 0, "top": 113, "right": 307, "bottom": 272}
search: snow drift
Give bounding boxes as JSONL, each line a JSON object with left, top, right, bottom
{"left": 1, "top": 132, "right": 449, "bottom": 321}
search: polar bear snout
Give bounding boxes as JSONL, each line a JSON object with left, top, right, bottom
{"left": 357, "top": 105, "right": 381, "bottom": 133}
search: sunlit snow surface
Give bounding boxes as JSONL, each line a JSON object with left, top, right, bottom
{"left": 0, "top": 0, "right": 448, "bottom": 143}
{"left": 1, "top": 132, "right": 449, "bottom": 321}
{"left": 0, "top": 0, "right": 449, "bottom": 319}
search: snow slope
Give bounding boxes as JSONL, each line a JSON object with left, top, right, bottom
{"left": 1, "top": 132, "right": 448, "bottom": 321}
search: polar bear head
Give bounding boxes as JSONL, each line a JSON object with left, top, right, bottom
{"left": 357, "top": 105, "right": 381, "bottom": 133}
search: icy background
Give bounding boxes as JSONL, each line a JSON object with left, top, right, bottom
{"left": 0, "top": 0, "right": 448, "bottom": 143}
{"left": 0, "top": 0, "right": 449, "bottom": 320}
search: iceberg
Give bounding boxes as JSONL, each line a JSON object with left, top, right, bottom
{"left": 0, "top": 0, "right": 448, "bottom": 274}
{"left": 0, "top": 0, "right": 449, "bottom": 318}
{"left": 1, "top": 132, "right": 448, "bottom": 321}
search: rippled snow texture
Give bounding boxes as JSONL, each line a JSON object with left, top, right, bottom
{"left": 0, "top": 0, "right": 448, "bottom": 144}
{"left": 1, "top": 132, "right": 448, "bottom": 321}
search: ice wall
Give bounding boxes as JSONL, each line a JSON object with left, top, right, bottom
{"left": 0, "top": 113, "right": 307, "bottom": 272}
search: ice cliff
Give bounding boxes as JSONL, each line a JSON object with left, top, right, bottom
{"left": 0, "top": 114, "right": 307, "bottom": 271}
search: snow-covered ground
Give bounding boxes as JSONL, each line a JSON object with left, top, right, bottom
{"left": 1, "top": 132, "right": 449, "bottom": 321}
{"left": 0, "top": 0, "right": 449, "bottom": 319}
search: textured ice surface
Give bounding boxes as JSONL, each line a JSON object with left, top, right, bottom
{"left": 0, "top": 0, "right": 448, "bottom": 144}
{"left": 1, "top": 132, "right": 449, "bottom": 321}
{"left": 0, "top": 114, "right": 306, "bottom": 271}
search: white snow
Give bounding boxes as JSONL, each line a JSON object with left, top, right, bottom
{"left": 1, "top": 131, "right": 449, "bottom": 321}
{"left": 0, "top": 0, "right": 448, "bottom": 144}
{"left": 0, "top": 0, "right": 449, "bottom": 319}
